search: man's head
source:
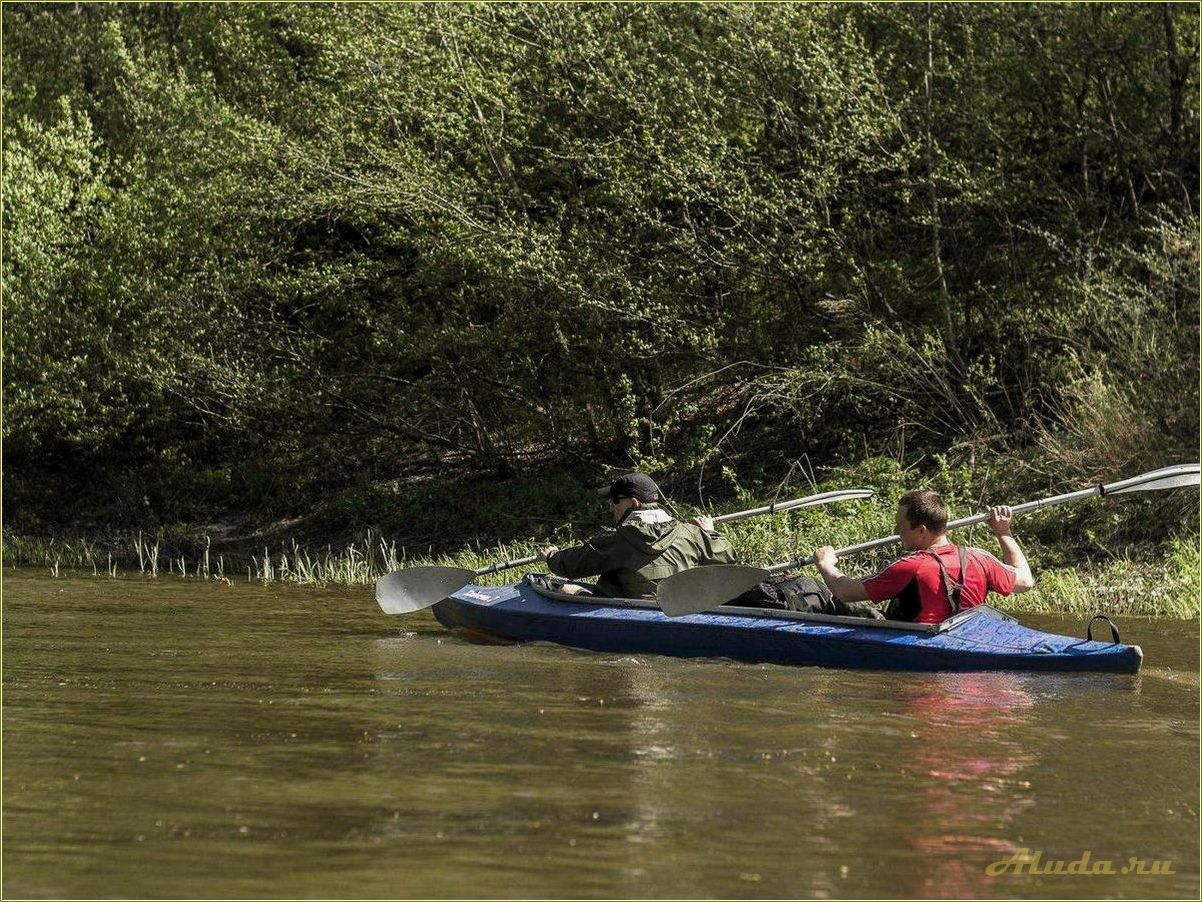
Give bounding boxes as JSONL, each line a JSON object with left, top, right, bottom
{"left": 895, "top": 489, "right": 948, "bottom": 550}
{"left": 597, "top": 473, "right": 661, "bottom": 523}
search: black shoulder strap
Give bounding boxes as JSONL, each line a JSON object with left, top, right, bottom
{"left": 927, "top": 546, "right": 969, "bottom": 616}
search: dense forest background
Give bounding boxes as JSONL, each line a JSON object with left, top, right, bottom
{"left": 3, "top": 3, "right": 1198, "bottom": 570}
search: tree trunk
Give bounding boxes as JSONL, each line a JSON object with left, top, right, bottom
{"left": 923, "top": 3, "right": 962, "bottom": 369}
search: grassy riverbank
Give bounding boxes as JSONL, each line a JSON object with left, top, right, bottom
{"left": 6, "top": 457, "right": 1198, "bottom": 618}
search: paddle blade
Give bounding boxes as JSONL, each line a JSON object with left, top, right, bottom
{"left": 657, "top": 564, "right": 770, "bottom": 617}
{"left": 375, "top": 566, "right": 476, "bottom": 615}
{"left": 1103, "top": 463, "right": 1200, "bottom": 495}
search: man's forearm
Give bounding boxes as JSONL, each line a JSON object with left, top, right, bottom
{"left": 816, "top": 560, "right": 871, "bottom": 603}
{"left": 547, "top": 541, "right": 608, "bottom": 579}
{"left": 996, "top": 534, "right": 1035, "bottom": 592}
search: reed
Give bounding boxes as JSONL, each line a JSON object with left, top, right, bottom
{"left": 2, "top": 486, "right": 1198, "bottom": 618}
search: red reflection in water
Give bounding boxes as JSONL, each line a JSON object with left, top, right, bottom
{"left": 896, "top": 674, "right": 1037, "bottom": 898}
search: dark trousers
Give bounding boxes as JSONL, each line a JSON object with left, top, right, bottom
{"left": 727, "top": 574, "right": 884, "bottom": 619}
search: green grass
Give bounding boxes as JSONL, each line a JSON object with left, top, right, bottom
{"left": 4, "top": 458, "right": 1198, "bottom": 618}
{"left": 1012, "top": 537, "right": 1200, "bottom": 618}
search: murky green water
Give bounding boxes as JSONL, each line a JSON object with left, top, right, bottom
{"left": 3, "top": 570, "right": 1198, "bottom": 899}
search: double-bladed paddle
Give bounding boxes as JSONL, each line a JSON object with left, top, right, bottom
{"left": 657, "top": 463, "right": 1201, "bottom": 617}
{"left": 374, "top": 487, "right": 875, "bottom": 615}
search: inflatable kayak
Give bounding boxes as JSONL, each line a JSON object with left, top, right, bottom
{"left": 431, "top": 575, "right": 1143, "bottom": 673}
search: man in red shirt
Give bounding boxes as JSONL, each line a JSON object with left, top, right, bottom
{"left": 813, "top": 489, "right": 1035, "bottom": 623}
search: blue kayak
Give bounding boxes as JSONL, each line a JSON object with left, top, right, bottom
{"left": 431, "top": 575, "right": 1143, "bottom": 673}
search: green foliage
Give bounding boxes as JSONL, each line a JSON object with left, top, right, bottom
{"left": 1018, "top": 539, "right": 1201, "bottom": 619}
{"left": 2, "top": 3, "right": 1197, "bottom": 580}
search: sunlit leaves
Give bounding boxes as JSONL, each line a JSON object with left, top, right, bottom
{"left": 2, "top": 3, "right": 1196, "bottom": 529}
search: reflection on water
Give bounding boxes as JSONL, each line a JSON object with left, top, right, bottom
{"left": 895, "top": 674, "right": 1036, "bottom": 898}
{"left": 4, "top": 571, "right": 1199, "bottom": 899}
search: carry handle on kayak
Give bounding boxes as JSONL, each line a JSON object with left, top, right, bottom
{"left": 657, "top": 463, "right": 1201, "bottom": 617}
{"left": 375, "top": 486, "right": 875, "bottom": 615}
{"left": 1086, "top": 614, "right": 1122, "bottom": 644}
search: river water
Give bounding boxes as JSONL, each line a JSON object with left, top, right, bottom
{"left": 3, "top": 570, "right": 1198, "bottom": 899}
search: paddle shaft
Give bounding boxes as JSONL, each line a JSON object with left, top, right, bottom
{"left": 653, "top": 463, "right": 1199, "bottom": 617}
{"left": 473, "top": 489, "right": 872, "bottom": 577}
{"left": 768, "top": 485, "right": 1117, "bottom": 575}
{"left": 473, "top": 554, "right": 542, "bottom": 577}
{"left": 711, "top": 489, "right": 872, "bottom": 524}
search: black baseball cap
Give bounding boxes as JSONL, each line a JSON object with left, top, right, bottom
{"left": 597, "top": 473, "right": 661, "bottom": 503}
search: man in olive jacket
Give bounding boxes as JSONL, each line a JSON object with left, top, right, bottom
{"left": 541, "top": 473, "right": 737, "bottom": 599}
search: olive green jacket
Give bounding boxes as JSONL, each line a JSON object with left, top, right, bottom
{"left": 547, "top": 505, "right": 738, "bottom": 599}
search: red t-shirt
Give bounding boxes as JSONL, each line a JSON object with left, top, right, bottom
{"left": 862, "top": 543, "right": 1018, "bottom": 624}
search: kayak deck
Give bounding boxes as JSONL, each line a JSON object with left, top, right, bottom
{"left": 431, "top": 576, "right": 1143, "bottom": 673}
